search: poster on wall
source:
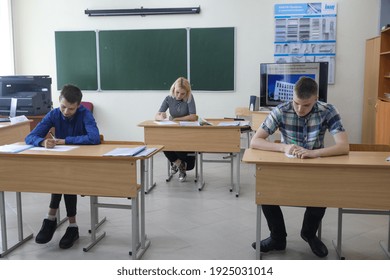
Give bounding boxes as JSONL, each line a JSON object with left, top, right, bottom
{"left": 274, "top": 2, "right": 337, "bottom": 84}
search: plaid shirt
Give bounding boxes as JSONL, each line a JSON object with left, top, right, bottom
{"left": 261, "top": 101, "right": 345, "bottom": 150}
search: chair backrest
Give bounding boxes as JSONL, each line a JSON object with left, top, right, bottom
{"left": 81, "top": 101, "right": 94, "bottom": 113}
{"left": 349, "top": 143, "right": 390, "bottom": 152}
{"left": 235, "top": 107, "right": 251, "bottom": 117}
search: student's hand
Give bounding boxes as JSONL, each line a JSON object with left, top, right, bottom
{"left": 55, "top": 139, "right": 65, "bottom": 145}
{"left": 155, "top": 112, "right": 167, "bottom": 120}
{"left": 288, "top": 145, "right": 317, "bottom": 159}
{"left": 285, "top": 144, "right": 299, "bottom": 155}
{"left": 43, "top": 139, "right": 57, "bottom": 149}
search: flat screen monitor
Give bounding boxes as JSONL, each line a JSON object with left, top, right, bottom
{"left": 260, "top": 62, "right": 328, "bottom": 108}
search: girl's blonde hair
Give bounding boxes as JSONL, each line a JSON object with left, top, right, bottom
{"left": 170, "top": 77, "right": 192, "bottom": 102}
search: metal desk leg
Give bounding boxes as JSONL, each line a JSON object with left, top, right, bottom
{"left": 87, "top": 196, "right": 106, "bottom": 234}
{"left": 198, "top": 153, "right": 205, "bottom": 191}
{"left": 235, "top": 152, "right": 241, "bottom": 197}
{"left": 194, "top": 152, "right": 199, "bottom": 182}
{"left": 145, "top": 158, "right": 156, "bottom": 194}
{"left": 83, "top": 196, "right": 106, "bottom": 252}
{"left": 165, "top": 159, "right": 174, "bottom": 182}
{"left": 332, "top": 208, "right": 345, "bottom": 259}
{"left": 16, "top": 193, "right": 33, "bottom": 243}
{"left": 130, "top": 196, "right": 139, "bottom": 259}
{"left": 256, "top": 205, "right": 262, "bottom": 260}
{"left": 379, "top": 212, "right": 390, "bottom": 258}
{"left": 0, "top": 191, "right": 8, "bottom": 256}
{"left": 133, "top": 159, "right": 150, "bottom": 259}
{"left": 0, "top": 192, "right": 33, "bottom": 258}
{"left": 55, "top": 207, "right": 68, "bottom": 228}
{"left": 230, "top": 153, "right": 234, "bottom": 192}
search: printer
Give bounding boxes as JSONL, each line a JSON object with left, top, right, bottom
{"left": 0, "top": 75, "right": 52, "bottom": 116}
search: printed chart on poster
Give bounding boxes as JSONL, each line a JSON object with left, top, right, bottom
{"left": 274, "top": 2, "right": 337, "bottom": 84}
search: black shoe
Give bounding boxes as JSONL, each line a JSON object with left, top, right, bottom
{"left": 301, "top": 232, "right": 328, "bottom": 258}
{"left": 251, "top": 236, "right": 286, "bottom": 252}
{"left": 59, "top": 227, "right": 79, "bottom": 249}
{"left": 35, "top": 218, "right": 57, "bottom": 244}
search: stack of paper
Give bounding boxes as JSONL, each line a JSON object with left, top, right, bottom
{"left": 153, "top": 120, "right": 177, "bottom": 125}
{"left": 179, "top": 121, "right": 200, "bottom": 126}
{"left": 103, "top": 146, "right": 147, "bottom": 157}
{"left": 217, "top": 121, "right": 240, "bottom": 126}
{"left": 0, "top": 143, "right": 33, "bottom": 153}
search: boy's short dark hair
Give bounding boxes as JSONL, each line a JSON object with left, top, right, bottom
{"left": 294, "top": 77, "right": 318, "bottom": 100}
{"left": 60, "top": 84, "right": 83, "bottom": 104}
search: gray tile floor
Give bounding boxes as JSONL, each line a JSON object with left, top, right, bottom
{"left": 1, "top": 152, "right": 389, "bottom": 260}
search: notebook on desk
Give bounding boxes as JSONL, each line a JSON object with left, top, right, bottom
{"left": 0, "top": 98, "right": 17, "bottom": 122}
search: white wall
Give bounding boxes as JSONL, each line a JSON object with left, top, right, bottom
{"left": 11, "top": 0, "right": 381, "bottom": 142}
{"left": 0, "top": 0, "right": 14, "bottom": 75}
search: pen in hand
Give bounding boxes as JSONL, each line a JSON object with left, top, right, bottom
{"left": 49, "top": 131, "right": 57, "bottom": 140}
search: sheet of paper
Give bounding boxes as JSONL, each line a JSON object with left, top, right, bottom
{"left": 9, "top": 115, "right": 29, "bottom": 124}
{"left": 153, "top": 120, "right": 177, "bottom": 125}
{"left": 284, "top": 153, "right": 297, "bottom": 158}
{"left": 29, "top": 145, "right": 80, "bottom": 152}
{"left": 179, "top": 121, "right": 200, "bottom": 126}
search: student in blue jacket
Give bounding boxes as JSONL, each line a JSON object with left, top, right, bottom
{"left": 25, "top": 84, "right": 100, "bottom": 249}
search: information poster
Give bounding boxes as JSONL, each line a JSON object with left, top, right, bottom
{"left": 274, "top": 2, "right": 337, "bottom": 84}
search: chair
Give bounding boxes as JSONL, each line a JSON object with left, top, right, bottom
{"left": 334, "top": 143, "right": 390, "bottom": 259}
{"left": 235, "top": 107, "right": 252, "bottom": 148}
{"left": 81, "top": 101, "right": 94, "bottom": 113}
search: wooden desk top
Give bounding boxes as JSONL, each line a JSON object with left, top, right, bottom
{"left": 138, "top": 120, "right": 242, "bottom": 152}
{"left": 242, "top": 148, "right": 390, "bottom": 169}
{"left": 0, "top": 144, "right": 164, "bottom": 197}
{"left": 138, "top": 119, "right": 249, "bottom": 128}
{"left": 0, "top": 121, "right": 32, "bottom": 145}
{"left": 0, "top": 120, "right": 32, "bottom": 129}
{"left": 10, "top": 143, "right": 163, "bottom": 160}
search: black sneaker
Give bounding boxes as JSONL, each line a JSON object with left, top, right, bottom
{"left": 35, "top": 218, "right": 57, "bottom": 244}
{"left": 59, "top": 227, "right": 79, "bottom": 249}
{"left": 178, "top": 161, "right": 187, "bottom": 182}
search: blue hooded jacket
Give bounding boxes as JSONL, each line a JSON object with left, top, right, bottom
{"left": 25, "top": 105, "right": 100, "bottom": 146}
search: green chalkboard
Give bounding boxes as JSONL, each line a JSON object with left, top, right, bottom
{"left": 55, "top": 31, "right": 98, "bottom": 90}
{"left": 99, "top": 29, "right": 187, "bottom": 90}
{"left": 190, "top": 27, "right": 235, "bottom": 91}
{"left": 55, "top": 28, "right": 235, "bottom": 91}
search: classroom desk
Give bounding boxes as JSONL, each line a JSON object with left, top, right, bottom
{"left": 0, "top": 121, "right": 34, "bottom": 256}
{"left": 0, "top": 143, "right": 163, "bottom": 259}
{"left": 138, "top": 119, "right": 244, "bottom": 196}
{"left": 0, "top": 121, "right": 31, "bottom": 145}
{"left": 242, "top": 148, "right": 390, "bottom": 259}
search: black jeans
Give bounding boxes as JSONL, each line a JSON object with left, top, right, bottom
{"left": 262, "top": 205, "right": 326, "bottom": 241}
{"left": 163, "top": 151, "right": 196, "bottom": 171}
{"left": 49, "top": 194, "right": 77, "bottom": 217}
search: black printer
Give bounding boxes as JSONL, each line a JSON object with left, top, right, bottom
{"left": 0, "top": 75, "right": 52, "bottom": 116}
